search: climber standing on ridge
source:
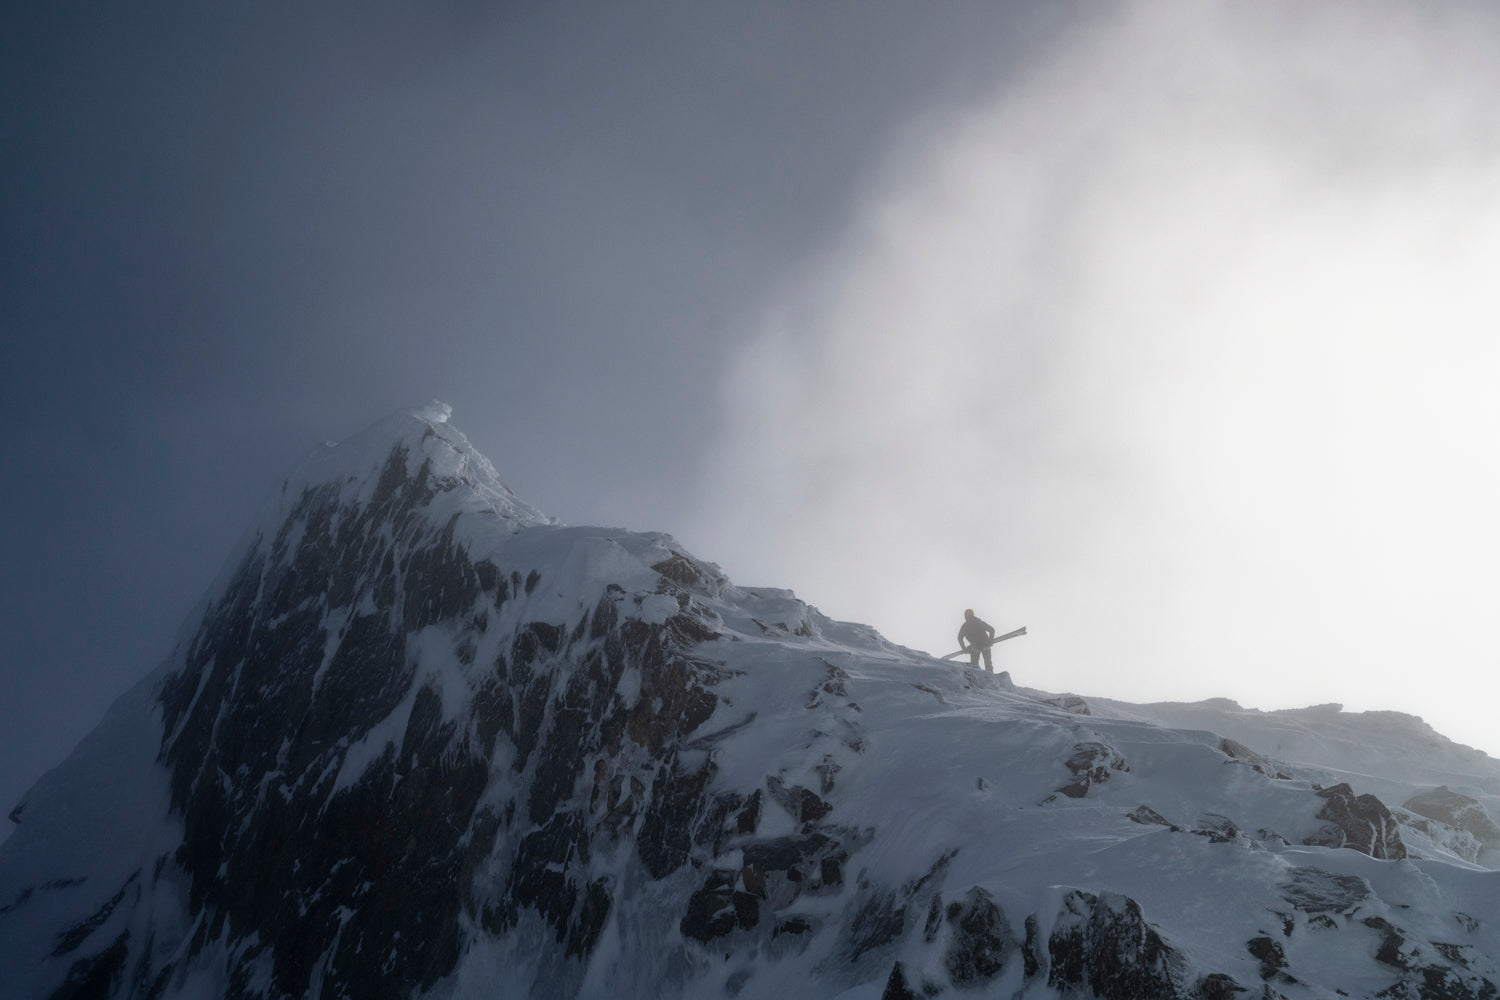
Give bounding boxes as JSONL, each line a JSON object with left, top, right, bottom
{"left": 957, "top": 609, "right": 997, "bottom": 672}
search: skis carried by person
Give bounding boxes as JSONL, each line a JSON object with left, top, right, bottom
{"left": 941, "top": 625, "right": 1026, "bottom": 660}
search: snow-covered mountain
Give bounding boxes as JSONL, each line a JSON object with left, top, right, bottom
{"left": 5, "top": 404, "right": 1500, "bottom": 1000}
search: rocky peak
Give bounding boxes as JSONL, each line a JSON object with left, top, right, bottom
{"left": 149, "top": 407, "right": 740, "bottom": 998}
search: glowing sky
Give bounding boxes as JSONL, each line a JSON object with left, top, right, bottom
{"left": 688, "top": 2, "right": 1500, "bottom": 755}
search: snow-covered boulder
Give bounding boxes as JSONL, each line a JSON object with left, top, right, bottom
{"left": 1404, "top": 786, "right": 1500, "bottom": 848}
{"left": 1305, "top": 783, "right": 1407, "bottom": 859}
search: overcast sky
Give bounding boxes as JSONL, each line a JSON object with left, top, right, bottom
{"left": 6, "top": 1, "right": 1500, "bottom": 831}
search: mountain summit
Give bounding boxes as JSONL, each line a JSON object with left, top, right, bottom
{"left": 5, "top": 405, "right": 1500, "bottom": 1000}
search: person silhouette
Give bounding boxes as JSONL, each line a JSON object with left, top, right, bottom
{"left": 958, "top": 608, "right": 996, "bottom": 672}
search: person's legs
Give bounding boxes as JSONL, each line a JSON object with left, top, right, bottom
{"left": 982, "top": 646, "right": 993, "bottom": 672}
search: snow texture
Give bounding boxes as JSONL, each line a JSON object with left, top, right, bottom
{"left": 4, "top": 403, "right": 1500, "bottom": 1000}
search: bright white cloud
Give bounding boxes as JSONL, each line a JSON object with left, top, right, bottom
{"left": 686, "top": 1, "right": 1500, "bottom": 755}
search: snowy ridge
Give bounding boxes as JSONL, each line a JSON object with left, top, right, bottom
{"left": 1089, "top": 696, "right": 1500, "bottom": 797}
{"left": 4, "top": 406, "right": 1500, "bottom": 1000}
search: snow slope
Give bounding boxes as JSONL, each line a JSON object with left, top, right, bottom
{"left": 1090, "top": 695, "right": 1500, "bottom": 799}
{"left": 3, "top": 404, "right": 1498, "bottom": 1000}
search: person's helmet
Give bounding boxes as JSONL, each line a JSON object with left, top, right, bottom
{"left": 963, "top": 608, "right": 974, "bottom": 618}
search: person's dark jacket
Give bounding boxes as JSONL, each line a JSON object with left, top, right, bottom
{"left": 958, "top": 616, "right": 995, "bottom": 649}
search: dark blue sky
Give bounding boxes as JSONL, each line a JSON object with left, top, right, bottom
{"left": 1, "top": 2, "right": 1068, "bottom": 826}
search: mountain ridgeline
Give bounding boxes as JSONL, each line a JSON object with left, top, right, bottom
{"left": 4, "top": 406, "right": 1500, "bottom": 1000}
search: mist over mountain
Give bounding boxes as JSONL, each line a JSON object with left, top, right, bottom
{"left": 4, "top": 406, "right": 1499, "bottom": 1000}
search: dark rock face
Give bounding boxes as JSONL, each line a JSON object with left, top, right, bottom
{"left": 1265, "top": 873, "right": 1500, "bottom": 998}
{"left": 1128, "top": 804, "right": 1179, "bottom": 830}
{"left": 157, "top": 452, "right": 486, "bottom": 999}
{"left": 1044, "top": 889, "right": 1189, "bottom": 999}
{"left": 1053, "top": 740, "right": 1129, "bottom": 799}
{"left": 142, "top": 443, "right": 743, "bottom": 998}
{"left": 835, "top": 850, "right": 959, "bottom": 987}
{"left": 1361, "top": 916, "right": 1500, "bottom": 1000}
{"left": 1247, "top": 934, "right": 1289, "bottom": 979}
{"left": 1408, "top": 966, "right": 1500, "bottom": 1000}
{"left": 1365, "top": 916, "right": 1414, "bottom": 970}
{"left": 680, "top": 830, "right": 851, "bottom": 945}
{"left": 880, "top": 961, "right": 921, "bottom": 1000}
{"left": 650, "top": 553, "right": 726, "bottom": 595}
{"left": 765, "top": 775, "right": 833, "bottom": 824}
{"left": 875, "top": 885, "right": 1245, "bottom": 1000}
{"left": 1220, "top": 738, "right": 1290, "bottom": 779}
{"left": 1197, "top": 972, "right": 1248, "bottom": 999}
{"left": 939, "top": 886, "right": 1015, "bottom": 986}
{"left": 1307, "top": 783, "right": 1407, "bottom": 860}
{"left": 1191, "top": 814, "right": 1241, "bottom": 844}
{"left": 49, "top": 930, "right": 131, "bottom": 1000}
{"left": 886, "top": 872, "right": 1496, "bottom": 1000}
{"left": 843, "top": 884, "right": 913, "bottom": 965}
{"left": 681, "top": 869, "right": 760, "bottom": 943}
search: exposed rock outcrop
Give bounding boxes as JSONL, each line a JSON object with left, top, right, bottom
{"left": 1042, "top": 890, "right": 1193, "bottom": 999}
{"left": 935, "top": 886, "right": 1016, "bottom": 987}
{"left": 1305, "top": 783, "right": 1407, "bottom": 860}
{"left": 153, "top": 443, "right": 741, "bottom": 999}
{"left": 1051, "top": 740, "right": 1129, "bottom": 800}
{"left": 1220, "top": 737, "right": 1290, "bottom": 779}
{"left": 1404, "top": 787, "right": 1500, "bottom": 849}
